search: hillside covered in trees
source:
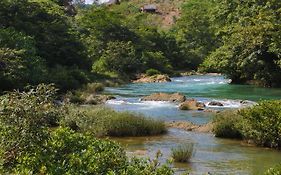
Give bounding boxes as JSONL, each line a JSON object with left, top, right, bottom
{"left": 1, "top": 0, "right": 281, "bottom": 174}
{"left": 0, "top": 0, "right": 280, "bottom": 92}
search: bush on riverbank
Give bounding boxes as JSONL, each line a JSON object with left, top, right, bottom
{"left": 239, "top": 100, "right": 281, "bottom": 148}
{"left": 0, "top": 84, "right": 173, "bottom": 174}
{"left": 63, "top": 107, "right": 167, "bottom": 137}
{"left": 0, "top": 84, "right": 62, "bottom": 171}
{"left": 213, "top": 110, "right": 243, "bottom": 138}
{"left": 213, "top": 100, "right": 281, "bottom": 148}
{"left": 146, "top": 69, "right": 162, "bottom": 76}
{"left": 171, "top": 143, "right": 194, "bottom": 163}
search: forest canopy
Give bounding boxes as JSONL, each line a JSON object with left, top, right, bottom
{"left": 0, "top": 0, "right": 280, "bottom": 93}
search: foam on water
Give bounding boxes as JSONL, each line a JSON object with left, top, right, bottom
{"left": 171, "top": 75, "right": 231, "bottom": 85}
{"left": 106, "top": 98, "right": 176, "bottom": 108}
{"left": 106, "top": 97, "right": 256, "bottom": 111}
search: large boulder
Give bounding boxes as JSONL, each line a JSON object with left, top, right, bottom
{"left": 179, "top": 99, "right": 206, "bottom": 110}
{"left": 141, "top": 92, "right": 186, "bottom": 103}
{"left": 133, "top": 74, "right": 171, "bottom": 83}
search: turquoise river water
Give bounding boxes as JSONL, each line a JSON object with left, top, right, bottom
{"left": 105, "top": 75, "right": 281, "bottom": 174}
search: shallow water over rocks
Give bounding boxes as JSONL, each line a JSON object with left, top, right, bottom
{"left": 105, "top": 75, "right": 281, "bottom": 174}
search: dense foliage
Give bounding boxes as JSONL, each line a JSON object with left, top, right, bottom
{"left": 0, "top": 0, "right": 90, "bottom": 92}
{"left": 0, "top": 84, "right": 61, "bottom": 171}
{"left": 213, "top": 100, "right": 281, "bottom": 149}
{"left": 0, "top": 84, "right": 173, "bottom": 174}
{"left": 1, "top": 0, "right": 279, "bottom": 91}
{"left": 172, "top": 0, "right": 217, "bottom": 69}
{"left": 201, "top": 0, "right": 281, "bottom": 87}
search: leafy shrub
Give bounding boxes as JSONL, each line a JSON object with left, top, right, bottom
{"left": 0, "top": 84, "right": 63, "bottom": 170}
{"left": 264, "top": 164, "right": 281, "bottom": 175}
{"left": 213, "top": 100, "right": 281, "bottom": 149}
{"left": 122, "top": 151, "right": 174, "bottom": 175}
{"left": 13, "top": 127, "right": 127, "bottom": 175}
{"left": 146, "top": 69, "right": 161, "bottom": 76}
{"left": 171, "top": 143, "right": 194, "bottom": 163}
{"left": 63, "top": 107, "right": 167, "bottom": 137}
{"left": 213, "top": 110, "right": 243, "bottom": 138}
{"left": 239, "top": 100, "right": 281, "bottom": 148}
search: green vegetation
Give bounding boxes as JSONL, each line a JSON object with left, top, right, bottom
{"left": 0, "top": 84, "right": 172, "bottom": 174}
{"left": 171, "top": 143, "right": 194, "bottom": 163}
{"left": 265, "top": 164, "right": 281, "bottom": 175}
{"left": 200, "top": 0, "right": 281, "bottom": 87}
{"left": 173, "top": 0, "right": 217, "bottom": 69}
{"left": 1, "top": 0, "right": 279, "bottom": 91}
{"left": 0, "top": 0, "right": 90, "bottom": 92}
{"left": 213, "top": 100, "right": 281, "bottom": 148}
{"left": 146, "top": 69, "right": 162, "bottom": 76}
{"left": 1, "top": 0, "right": 281, "bottom": 173}
{"left": 63, "top": 107, "right": 167, "bottom": 137}
{"left": 213, "top": 110, "right": 243, "bottom": 139}
{"left": 66, "top": 82, "right": 107, "bottom": 104}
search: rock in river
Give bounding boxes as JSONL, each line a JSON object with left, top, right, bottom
{"left": 179, "top": 99, "right": 206, "bottom": 110}
{"left": 208, "top": 101, "right": 224, "bottom": 106}
{"left": 141, "top": 92, "right": 186, "bottom": 103}
{"left": 133, "top": 74, "right": 171, "bottom": 83}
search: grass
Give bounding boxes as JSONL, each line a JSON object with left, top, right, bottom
{"left": 63, "top": 106, "right": 167, "bottom": 137}
{"left": 171, "top": 143, "right": 194, "bottom": 163}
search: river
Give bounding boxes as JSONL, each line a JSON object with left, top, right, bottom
{"left": 104, "top": 75, "right": 281, "bottom": 174}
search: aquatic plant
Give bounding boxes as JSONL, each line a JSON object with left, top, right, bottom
{"left": 171, "top": 143, "right": 194, "bottom": 162}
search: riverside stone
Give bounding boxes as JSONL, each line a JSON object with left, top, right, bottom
{"left": 133, "top": 74, "right": 171, "bottom": 83}
{"left": 179, "top": 99, "right": 206, "bottom": 110}
{"left": 141, "top": 92, "right": 186, "bottom": 103}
